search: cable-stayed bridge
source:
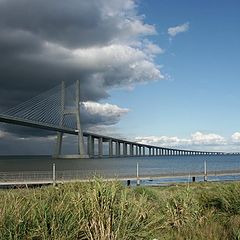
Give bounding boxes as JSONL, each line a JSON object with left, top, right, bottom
{"left": 0, "top": 81, "right": 237, "bottom": 158}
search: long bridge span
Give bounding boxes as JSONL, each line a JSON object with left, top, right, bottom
{"left": 0, "top": 81, "right": 238, "bottom": 158}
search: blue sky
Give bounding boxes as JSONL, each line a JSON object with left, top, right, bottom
{"left": 105, "top": 0, "right": 240, "bottom": 150}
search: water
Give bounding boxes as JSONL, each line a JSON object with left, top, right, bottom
{"left": 1, "top": 155, "right": 240, "bottom": 180}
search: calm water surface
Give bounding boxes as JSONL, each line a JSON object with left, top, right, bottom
{"left": 1, "top": 155, "right": 240, "bottom": 179}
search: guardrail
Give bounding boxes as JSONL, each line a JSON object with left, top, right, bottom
{"left": 1, "top": 168, "right": 240, "bottom": 187}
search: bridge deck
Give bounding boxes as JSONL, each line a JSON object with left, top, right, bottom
{"left": 0, "top": 113, "right": 237, "bottom": 156}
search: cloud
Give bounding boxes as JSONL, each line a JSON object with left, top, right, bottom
{"left": 0, "top": 0, "right": 156, "bottom": 49}
{"left": 135, "top": 135, "right": 190, "bottom": 147}
{"left": 142, "top": 41, "right": 164, "bottom": 58}
{"left": 191, "top": 132, "right": 226, "bottom": 145}
{"left": 0, "top": 0, "right": 164, "bottom": 139}
{"left": 135, "top": 131, "right": 226, "bottom": 148}
{"left": 168, "top": 22, "right": 189, "bottom": 37}
{"left": 81, "top": 101, "right": 129, "bottom": 127}
{"left": 231, "top": 132, "right": 240, "bottom": 143}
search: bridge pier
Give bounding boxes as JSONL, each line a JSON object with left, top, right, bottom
{"left": 139, "top": 146, "right": 142, "bottom": 156}
{"left": 149, "top": 147, "right": 151, "bottom": 156}
{"left": 53, "top": 80, "right": 89, "bottom": 159}
{"left": 135, "top": 145, "right": 138, "bottom": 156}
{"left": 116, "top": 141, "right": 120, "bottom": 157}
{"left": 87, "top": 135, "right": 94, "bottom": 157}
{"left": 55, "top": 132, "right": 63, "bottom": 156}
{"left": 109, "top": 139, "right": 113, "bottom": 157}
{"left": 98, "top": 137, "right": 103, "bottom": 157}
{"left": 123, "top": 143, "right": 127, "bottom": 156}
{"left": 130, "top": 143, "right": 133, "bottom": 156}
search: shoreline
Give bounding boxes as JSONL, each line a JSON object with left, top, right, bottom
{"left": 1, "top": 169, "right": 240, "bottom": 188}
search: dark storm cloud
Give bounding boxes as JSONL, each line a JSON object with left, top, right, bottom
{"left": 0, "top": 0, "right": 162, "bottom": 140}
{"left": 0, "top": 0, "right": 107, "bottom": 48}
{"left": 0, "top": 0, "right": 155, "bottom": 49}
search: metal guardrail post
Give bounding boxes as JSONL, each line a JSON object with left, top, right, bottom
{"left": 53, "top": 163, "right": 56, "bottom": 186}
{"left": 204, "top": 160, "right": 207, "bottom": 182}
{"left": 136, "top": 162, "right": 140, "bottom": 186}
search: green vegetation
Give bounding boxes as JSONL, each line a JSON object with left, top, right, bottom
{"left": 1, "top": 180, "right": 240, "bottom": 239}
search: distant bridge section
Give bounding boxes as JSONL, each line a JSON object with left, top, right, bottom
{"left": 82, "top": 132, "right": 237, "bottom": 158}
{"left": 0, "top": 113, "right": 234, "bottom": 158}
{"left": 0, "top": 80, "right": 238, "bottom": 158}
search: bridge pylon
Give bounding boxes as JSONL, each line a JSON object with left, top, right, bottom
{"left": 53, "top": 80, "right": 89, "bottom": 159}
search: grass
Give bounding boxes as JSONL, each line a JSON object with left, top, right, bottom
{"left": 1, "top": 180, "right": 240, "bottom": 239}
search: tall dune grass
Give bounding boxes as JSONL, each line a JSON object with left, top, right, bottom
{"left": 1, "top": 180, "right": 240, "bottom": 239}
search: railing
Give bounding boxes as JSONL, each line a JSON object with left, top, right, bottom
{"left": 1, "top": 168, "right": 240, "bottom": 187}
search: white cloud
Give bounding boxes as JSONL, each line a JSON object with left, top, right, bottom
{"left": 81, "top": 101, "right": 129, "bottom": 127}
{"left": 142, "top": 41, "right": 164, "bottom": 58}
{"left": 71, "top": 44, "right": 164, "bottom": 87}
{"left": 135, "top": 135, "right": 190, "bottom": 147}
{"left": 191, "top": 132, "right": 226, "bottom": 145}
{"left": 231, "top": 132, "right": 240, "bottom": 143}
{"left": 135, "top": 131, "right": 226, "bottom": 148}
{"left": 82, "top": 101, "right": 129, "bottom": 116}
{"left": 168, "top": 22, "right": 190, "bottom": 37}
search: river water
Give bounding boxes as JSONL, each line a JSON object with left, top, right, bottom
{"left": 1, "top": 155, "right": 240, "bottom": 179}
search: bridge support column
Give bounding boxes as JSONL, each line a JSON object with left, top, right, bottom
{"left": 76, "top": 80, "right": 88, "bottom": 157}
{"left": 109, "top": 139, "right": 113, "bottom": 157}
{"left": 143, "top": 147, "right": 145, "bottom": 156}
{"left": 160, "top": 148, "right": 162, "bottom": 156}
{"left": 53, "top": 81, "right": 89, "bottom": 159}
{"left": 87, "top": 135, "right": 94, "bottom": 157}
{"left": 116, "top": 141, "right": 120, "bottom": 156}
{"left": 139, "top": 146, "right": 142, "bottom": 156}
{"left": 123, "top": 143, "right": 127, "bottom": 156}
{"left": 130, "top": 144, "right": 133, "bottom": 156}
{"left": 136, "top": 145, "right": 139, "bottom": 156}
{"left": 55, "top": 132, "right": 63, "bottom": 156}
{"left": 98, "top": 137, "right": 103, "bottom": 157}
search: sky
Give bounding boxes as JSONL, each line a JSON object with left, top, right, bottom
{"left": 0, "top": 0, "right": 240, "bottom": 154}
